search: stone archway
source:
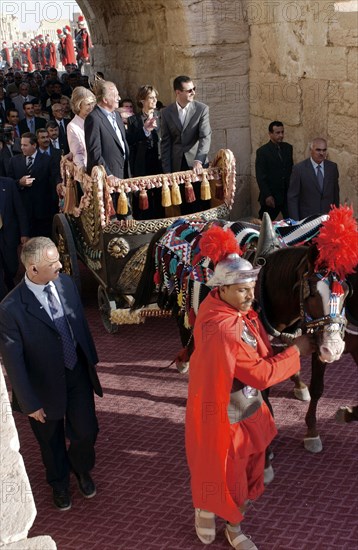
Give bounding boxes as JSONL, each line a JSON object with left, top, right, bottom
{"left": 77, "top": 0, "right": 253, "bottom": 218}
{"left": 77, "top": 0, "right": 358, "bottom": 217}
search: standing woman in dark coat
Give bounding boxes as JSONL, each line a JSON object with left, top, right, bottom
{"left": 127, "top": 85, "right": 164, "bottom": 219}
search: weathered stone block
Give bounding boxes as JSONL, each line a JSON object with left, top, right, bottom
{"left": 328, "top": 81, "right": 358, "bottom": 118}
{"left": 328, "top": 114, "right": 358, "bottom": 155}
{"left": 302, "top": 46, "right": 347, "bottom": 80}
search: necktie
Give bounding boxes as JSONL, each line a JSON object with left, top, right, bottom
{"left": 13, "top": 126, "right": 19, "bottom": 138}
{"left": 110, "top": 113, "right": 126, "bottom": 156}
{"left": 277, "top": 145, "right": 283, "bottom": 162}
{"left": 26, "top": 156, "right": 33, "bottom": 174}
{"left": 58, "top": 120, "right": 65, "bottom": 142}
{"left": 28, "top": 118, "right": 34, "bottom": 133}
{"left": 316, "top": 164, "right": 324, "bottom": 191}
{"left": 43, "top": 285, "right": 77, "bottom": 370}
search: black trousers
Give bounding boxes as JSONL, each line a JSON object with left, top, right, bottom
{"left": 29, "top": 357, "right": 99, "bottom": 491}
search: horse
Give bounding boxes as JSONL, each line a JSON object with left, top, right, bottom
{"left": 306, "top": 270, "right": 358, "bottom": 443}
{"left": 133, "top": 216, "right": 348, "bottom": 369}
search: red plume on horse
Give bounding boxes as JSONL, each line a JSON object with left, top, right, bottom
{"left": 313, "top": 205, "right": 358, "bottom": 279}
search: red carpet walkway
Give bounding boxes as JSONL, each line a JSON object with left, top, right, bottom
{"left": 7, "top": 266, "right": 358, "bottom": 549}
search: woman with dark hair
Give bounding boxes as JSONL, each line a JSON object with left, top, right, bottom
{"left": 126, "top": 84, "right": 163, "bottom": 219}
{"left": 126, "top": 85, "right": 162, "bottom": 177}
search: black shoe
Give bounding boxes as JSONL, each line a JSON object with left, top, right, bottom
{"left": 53, "top": 488, "right": 72, "bottom": 511}
{"left": 74, "top": 472, "right": 96, "bottom": 498}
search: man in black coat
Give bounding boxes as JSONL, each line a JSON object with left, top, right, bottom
{"left": 0, "top": 176, "right": 29, "bottom": 299}
{"left": 255, "top": 121, "right": 293, "bottom": 220}
{"left": 0, "top": 124, "right": 22, "bottom": 177}
{"left": 0, "top": 237, "right": 103, "bottom": 510}
{"left": 7, "top": 132, "right": 61, "bottom": 237}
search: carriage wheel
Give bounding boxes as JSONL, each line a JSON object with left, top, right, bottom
{"left": 98, "top": 286, "right": 119, "bottom": 334}
{"left": 52, "top": 213, "right": 81, "bottom": 294}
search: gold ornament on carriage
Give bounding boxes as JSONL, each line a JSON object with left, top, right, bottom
{"left": 107, "top": 237, "right": 130, "bottom": 258}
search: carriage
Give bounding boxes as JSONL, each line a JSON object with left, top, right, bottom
{"left": 53, "top": 149, "right": 237, "bottom": 333}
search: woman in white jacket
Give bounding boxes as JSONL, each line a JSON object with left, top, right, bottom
{"left": 67, "top": 86, "right": 96, "bottom": 168}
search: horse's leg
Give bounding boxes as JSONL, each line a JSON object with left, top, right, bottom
{"left": 290, "top": 372, "right": 310, "bottom": 401}
{"left": 174, "top": 314, "right": 193, "bottom": 374}
{"left": 303, "top": 353, "right": 326, "bottom": 453}
{"left": 335, "top": 405, "right": 358, "bottom": 423}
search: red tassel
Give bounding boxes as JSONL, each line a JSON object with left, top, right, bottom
{"left": 153, "top": 270, "right": 161, "bottom": 285}
{"left": 139, "top": 189, "right": 149, "bottom": 210}
{"left": 215, "top": 181, "right": 224, "bottom": 200}
{"left": 331, "top": 280, "right": 344, "bottom": 295}
{"left": 185, "top": 179, "right": 196, "bottom": 203}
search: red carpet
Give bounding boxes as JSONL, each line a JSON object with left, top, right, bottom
{"left": 7, "top": 265, "right": 358, "bottom": 549}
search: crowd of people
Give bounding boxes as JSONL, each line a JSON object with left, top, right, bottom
{"left": 0, "top": 15, "right": 91, "bottom": 72}
{"left": 0, "top": 60, "right": 344, "bottom": 549}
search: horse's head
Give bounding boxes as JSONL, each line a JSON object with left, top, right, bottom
{"left": 300, "top": 247, "right": 349, "bottom": 363}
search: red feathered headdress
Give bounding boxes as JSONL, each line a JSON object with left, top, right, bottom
{"left": 313, "top": 205, "right": 358, "bottom": 279}
{"left": 199, "top": 226, "right": 242, "bottom": 265}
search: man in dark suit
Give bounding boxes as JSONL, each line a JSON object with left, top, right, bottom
{"left": 255, "top": 121, "right": 293, "bottom": 220}
{"left": 50, "top": 102, "right": 70, "bottom": 154}
{"left": 160, "top": 75, "right": 212, "bottom": 214}
{"left": 7, "top": 132, "right": 61, "bottom": 237}
{"left": 0, "top": 124, "right": 22, "bottom": 177}
{"left": 0, "top": 176, "right": 29, "bottom": 299}
{"left": 0, "top": 237, "right": 102, "bottom": 510}
{"left": 287, "top": 138, "right": 340, "bottom": 220}
{"left": 0, "top": 87, "right": 14, "bottom": 123}
{"left": 18, "top": 101, "right": 46, "bottom": 135}
{"left": 85, "top": 80, "right": 155, "bottom": 218}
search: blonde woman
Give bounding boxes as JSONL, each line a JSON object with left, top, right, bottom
{"left": 67, "top": 86, "right": 96, "bottom": 168}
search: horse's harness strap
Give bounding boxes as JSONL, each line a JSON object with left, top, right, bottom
{"left": 300, "top": 271, "right": 347, "bottom": 336}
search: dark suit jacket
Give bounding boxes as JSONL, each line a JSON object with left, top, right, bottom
{"left": 0, "top": 139, "right": 22, "bottom": 177}
{"left": 7, "top": 150, "right": 60, "bottom": 225}
{"left": 160, "top": 100, "right": 211, "bottom": 173}
{"left": 255, "top": 141, "right": 293, "bottom": 206}
{"left": 0, "top": 273, "right": 102, "bottom": 419}
{"left": 0, "top": 176, "right": 29, "bottom": 275}
{"left": 126, "top": 113, "right": 162, "bottom": 176}
{"left": 0, "top": 96, "right": 14, "bottom": 122}
{"left": 85, "top": 105, "right": 130, "bottom": 178}
{"left": 287, "top": 158, "right": 340, "bottom": 220}
{"left": 18, "top": 116, "right": 47, "bottom": 136}
{"left": 50, "top": 118, "right": 70, "bottom": 154}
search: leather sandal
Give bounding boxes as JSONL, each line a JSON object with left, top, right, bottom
{"left": 225, "top": 524, "right": 258, "bottom": 550}
{"left": 195, "top": 508, "right": 216, "bottom": 544}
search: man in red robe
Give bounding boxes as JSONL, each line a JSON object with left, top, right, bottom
{"left": 75, "top": 15, "right": 92, "bottom": 66}
{"left": 1, "top": 42, "right": 11, "bottom": 66}
{"left": 63, "top": 26, "right": 76, "bottom": 66}
{"left": 185, "top": 228, "right": 314, "bottom": 549}
{"left": 57, "top": 29, "right": 67, "bottom": 68}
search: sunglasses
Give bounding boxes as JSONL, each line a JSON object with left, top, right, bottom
{"left": 181, "top": 87, "right": 196, "bottom": 93}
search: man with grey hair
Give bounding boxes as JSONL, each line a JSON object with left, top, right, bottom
{"left": 85, "top": 79, "right": 156, "bottom": 217}
{"left": 287, "top": 137, "right": 339, "bottom": 220}
{"left": 0, "top": 237, "right": 102, "bottom": 511}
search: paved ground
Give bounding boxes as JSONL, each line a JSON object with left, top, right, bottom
{"left": 8, "top": 265, "right": 358, "bottom": 550}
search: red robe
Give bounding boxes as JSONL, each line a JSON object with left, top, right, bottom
{"left": 49, "top": 42, "right": 56, "bottom": 68}
{"left": 26, "top": 48, "right": 33, "bottom": 72}
{"left": 64, "top": 33, "right": 76, "bottom": 65}
{"left": 185, "top": 289, "right": 301, "bottom": 524}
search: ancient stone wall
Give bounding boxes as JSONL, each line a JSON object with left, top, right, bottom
{"left": 80, "top": 0, "right": 357, "bottom": 218}
{"left": 248, "top": 0, "right": 358, "bottom": 215}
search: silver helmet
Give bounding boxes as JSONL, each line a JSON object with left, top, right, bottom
{"left": 207, "top": 253, "right": 261, "bottom": 287}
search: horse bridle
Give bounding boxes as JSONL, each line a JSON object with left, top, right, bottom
{"left": 300, "top": 272, "right": 347, "bottom": 336}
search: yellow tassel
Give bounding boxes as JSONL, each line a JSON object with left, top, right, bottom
{"left": 117, "top": 188, "right": 128, "bottom": 215}
{"left": 200, "top": 171, "right": 211, "bottom": 201}
{"left": 161, "top": 178, "right": 172, "bottom": 207}
{"left": 171, "top": 178, "right": 182, "bottom": 205}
